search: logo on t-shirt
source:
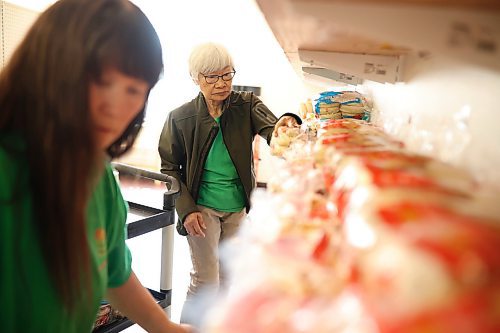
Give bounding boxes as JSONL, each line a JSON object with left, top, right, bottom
{"left": 95, "top": 228, "right": 107, "bottom": 271}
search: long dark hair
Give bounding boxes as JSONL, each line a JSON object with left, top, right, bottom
{"left": 0, "top": 0, "right": 163, "bottom": 309}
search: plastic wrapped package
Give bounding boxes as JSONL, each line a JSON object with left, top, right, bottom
{"left": 225, "top": 174, "right": 346, "bottom": 295}
{"left": 314, "top": 91, "right": 371, "bottom": 121}
{"left": 342, "top": 198, "right": 500, "bottom": 332}
{"left": 241, "top": 187, "right": 338, "bottom": 246}
{"left": 314, "top": 91, "right": 342, "bottom": 121}
{"left": 299, "top": 98, "right": 316, "bottom": 121}
{"left": 245, "top": 231, "right": 347, "bottom": 297}
{"left": 270, "top": 125, "right": 305, "bottom": 157}
{"left": 328, "top": 148, "right": 480, "bottom": 221}
{"left": 204, "top": 286, "right": 380, "bottom": 333}
{"left": 281, "top": 140, "right": 317, "bottom": 165}
{"left": 313, "top": 120, "right": 405, "bottom": 166}
{"left": 93, "top": 303, "right": 125, "bottom": 330}
{"left": 266, "top": 158, "right": 324, "bottom": 195}
{"left": 303, "top": 117, "right": 321, "bottom": 141}
{"left": 330, "top": 150, "right": 477, "bottom": 197}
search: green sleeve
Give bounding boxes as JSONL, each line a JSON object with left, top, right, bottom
{"left": 102, "top": 165, "right": 133, "bottom": 288}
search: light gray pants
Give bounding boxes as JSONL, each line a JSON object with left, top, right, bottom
{"left": 180, "top": 205, "right": 245, "bottom": 324}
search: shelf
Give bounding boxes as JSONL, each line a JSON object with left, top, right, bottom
{"left": 126, "top": 202, "right": 174, "bottom": 239}
{"left": 256, "top": 0, "right": 500, "bottom": 83}
{"left": 300, "top": 50, "right": 403, "bottom": 84}
{"left": 302, "top": 66, "right": 363, "bottom": 85}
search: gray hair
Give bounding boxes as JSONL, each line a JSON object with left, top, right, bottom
{"left": 188, "top": 42, "right": 234, "bottom": 80}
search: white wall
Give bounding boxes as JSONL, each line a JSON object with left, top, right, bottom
{"left": 0, "top": 2, "right": 39, "bottom": 67}
{"left": 4, "top": 0, "right": 53, "bottom": 11}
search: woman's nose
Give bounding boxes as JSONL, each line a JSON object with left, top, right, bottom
{"left": 101, "top": 89, "right": 126, "bottom": 115}
{"left": 215, "top": 80, "right": 227, "bottom": 88}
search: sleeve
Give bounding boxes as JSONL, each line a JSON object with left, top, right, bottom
{"left": 249, "top": 93, "right": 302, "bottom": 144}
{"left": 158, "top": 113, "right": 198, "bottom": 223}
{"left": 280, "top": 112, "right": 303, "bottom": 126}
{"left": 103, "top": 165, "right": 132, "bottom": 288}
{"left": 248, "top": 93, "right": 278, "bottom": 144}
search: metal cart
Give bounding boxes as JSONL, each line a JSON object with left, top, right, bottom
{"left": 93, "top": 163, "right": 179, "bottom": 333}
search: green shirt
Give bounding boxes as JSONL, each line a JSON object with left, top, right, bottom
{"left": 0, "top": 134, "right": 132, "bottom": 333}
{"left": 196, "top": 117, "right": 246, "bottom": 212}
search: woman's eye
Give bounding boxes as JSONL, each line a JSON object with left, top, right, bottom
{"left": 127, "top": 86, "right": 146, "bottom": 97}
{"left": 127, "top": 87, "right": 139, "bottom": 95}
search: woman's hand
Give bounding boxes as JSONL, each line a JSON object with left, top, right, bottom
{"left": 177, "top": 323, "right": 197, "bottom": 333}
{"left": 184, "top": 212, "right": 206, "bottom": 237}
{"left": 107, "top": 272, "right": 197, "bottom": 333}
{"left": 273, "top": 115, "right": 300, "bottom": 137}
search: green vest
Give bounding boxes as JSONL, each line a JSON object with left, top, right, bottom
{"left": 196, "top": 117, "right": 246, "bottom": 212}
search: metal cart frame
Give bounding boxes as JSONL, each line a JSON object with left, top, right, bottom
{"left": 93, "top": 163, "right": 179, "bottom": 333}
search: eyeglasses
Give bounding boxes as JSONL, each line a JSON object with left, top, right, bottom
{"left": 201, "top": 70, "right": 236, "bottom": 84}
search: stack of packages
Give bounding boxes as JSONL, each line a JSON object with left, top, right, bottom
{"left": 315, "top": 91, "right": 342, "bottom": 121}
{"left": 337, "top": 91, "right": 367, "bottom": 120}
{"left": 315, "top": 91, "right": 370, "bottom": 121}
{"left": 204, "top": 118, "right": 500, "bottom": 333}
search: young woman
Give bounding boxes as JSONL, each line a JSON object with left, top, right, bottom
{"left": 0, "top": 1, "right": 192, "bottom": 332}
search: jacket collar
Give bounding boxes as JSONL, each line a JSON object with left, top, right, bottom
{"left": 195, "top": 91, "right": 233, "bottom": 122}
{"left": 194, "top": 92, "right": 214, "bottom": 124}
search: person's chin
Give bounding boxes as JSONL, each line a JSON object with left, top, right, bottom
{"left": 97, "top": 133, "right": 117, "bottom": 151}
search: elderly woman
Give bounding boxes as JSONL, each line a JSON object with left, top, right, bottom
{"left": 158, "top": 42, "right": 301, "bottom": 321}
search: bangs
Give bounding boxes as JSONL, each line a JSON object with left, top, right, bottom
{"left": 199, "top": 51, "right": 233, "bottom": 74}
{"left": 189, "top": 43, "right": 234, "bottom": 77}
{"left": 91, "top": 9, "right": 163, "bottom": 87}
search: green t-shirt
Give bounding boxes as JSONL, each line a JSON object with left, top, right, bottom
{"left": 0, "top": 134, "right": 132, "bottom": 333}
{"left": 196, "top": 118, "right": 246, "bottom": 212}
